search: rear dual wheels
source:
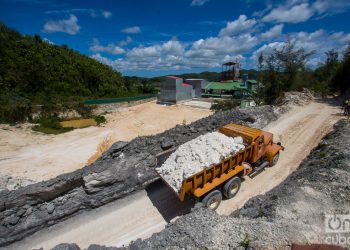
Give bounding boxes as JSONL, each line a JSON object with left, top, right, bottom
{"left": 202, "top": 177, "right": 242, "bottom": 210}
{"left": 223, "top": 177, "right": 241, "bottom": 199}
{"left": 202, "top": 190, "right": 222, "bottom": 211}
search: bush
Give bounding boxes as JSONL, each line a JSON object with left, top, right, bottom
{"left": 31, "top": 115, "right": 73, "bottom": 134}
{"left": 75, "top": 103, "right": 93, "bottom": 118}
{"left": 210, "top": 99, "right": 240, "bottom": 112}
{"left": 94, "top": 115, "right": 106, "bottom": 125}
{"left": 0, "top": 105, "right": 32, "bottom": 123}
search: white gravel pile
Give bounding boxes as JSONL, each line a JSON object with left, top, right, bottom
{"left": 156, "top": 132, "right": 245, "bottom": 192}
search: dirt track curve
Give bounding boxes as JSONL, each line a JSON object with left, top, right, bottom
{"left": 5, "top": 100, "right": 341, "bottom": 250}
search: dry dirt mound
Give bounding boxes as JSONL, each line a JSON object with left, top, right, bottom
{"left": 128, "top": 119, "right": 350, "bottom": 249}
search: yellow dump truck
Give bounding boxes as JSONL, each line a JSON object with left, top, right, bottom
{"left": 156, "top": 124, "right": 284, "bottom": 210}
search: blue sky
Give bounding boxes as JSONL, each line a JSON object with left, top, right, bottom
{"left": 1, "top": 0, "right": 350, "bottom": 77}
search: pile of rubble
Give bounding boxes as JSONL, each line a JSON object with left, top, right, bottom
{"left": 157, "top": 132, "right": 245, "bottom": 191}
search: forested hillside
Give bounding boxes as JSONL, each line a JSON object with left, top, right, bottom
{"left": 0, "top": 23, "right": 157, "bottom": 122}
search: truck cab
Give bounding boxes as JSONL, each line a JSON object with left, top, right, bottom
{"left": 218, "top": 124, "right": 282, "bottom": 166}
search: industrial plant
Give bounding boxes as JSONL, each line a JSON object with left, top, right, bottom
{"left": 157, "top": 61, "right": 258, "bottom": 107}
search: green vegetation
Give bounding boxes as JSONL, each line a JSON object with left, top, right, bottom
{"left": 31, "top": 115, "right": 73, "bottom": 134}
{"left": 319, "top": 152, "right": 326, "bottom": 158}
{"left": 211, "top": 99, "right": 240, "bottom": 111}
{"left": 239, "top": 233, "right": 253, "bottom": 249}
{"left": 94, "top": 115, "right": 106, "bottom": 125}
{"left": 256, "top": 40, "right": 350, "bottom": 104}
{"left": 0, "top": 23, "right": 157, "bottom": 123}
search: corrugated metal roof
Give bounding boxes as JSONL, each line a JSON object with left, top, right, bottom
{"left": 247, "top": 79, "right": 258, "bottom": 84}
{"left": 205, "top": 81, "right": 245, "bottom": 90}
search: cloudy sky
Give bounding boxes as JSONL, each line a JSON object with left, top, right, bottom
{"left": 1, "top": 0, "right": 350, "bottom": 77}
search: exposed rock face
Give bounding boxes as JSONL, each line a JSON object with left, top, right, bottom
{"left": 0, "top": 105, "right": 284, "bottom": 246}
{"left": 129, "top": 120, "right": 350, "bottom": 249}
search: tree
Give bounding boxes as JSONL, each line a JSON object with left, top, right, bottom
{"left": 343, "top": 42, "right": 350, "bottom": 61}
{"left": 274, "top": 40, "right": 314, "bottom": 91}
{"left": 256, "top": 40, "right": 314, "bottom": 104}
{"left": 332, "top": 44, "right": 350, "bottom": 93}
{"left": 252, "top": 52, "right": 265, "bottom": 105}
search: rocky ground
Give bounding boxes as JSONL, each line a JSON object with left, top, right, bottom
{"left": 128, "top": 119, "right": 350, "bottom": 249}
{"left": 0, "top": 90, "right": 313, "bottom": 247}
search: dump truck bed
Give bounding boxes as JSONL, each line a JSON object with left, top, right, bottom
{"left": 156, "top": 137, "right": 255, "bottom": 201}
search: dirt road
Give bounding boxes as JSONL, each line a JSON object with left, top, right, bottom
{"left": 0, "top": 101, "right": 212, "bottom": 184}
{"left": 5, "top": 100, "right": 341, "bottom": 250}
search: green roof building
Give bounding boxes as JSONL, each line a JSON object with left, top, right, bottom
{"left": 203, "top": 79, "right": 259, "bottom": 108}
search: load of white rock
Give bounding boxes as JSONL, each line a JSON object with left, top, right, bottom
{"left": 156, "top": 131, "right": 245, "bottom": 192}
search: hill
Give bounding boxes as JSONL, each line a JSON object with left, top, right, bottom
{"left": 0, "top": 23, "right": 156, "bottom": 123}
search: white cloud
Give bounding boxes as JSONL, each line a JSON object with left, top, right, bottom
{"left": 312, "top": 0, "right": 350, "bottom": 15}
{"left": 330, "top": 32, "right": 350, "bottom": 45}
{"left": 190, "top": 0, "right": 209, "bottom": 6}
{"left": 90, "top": 34, "right": 257, "bottom": 72}
{"left": 43, "top": 38, "right": 54, "bottom": 44}
{"left": 127, "top": 40, "right": 185, "bottom": 58}
{"left": 45, "top": 9, "right": 114, "bottom": 19}
{"left": 186, "top": 34, "right": 258, "bottom": 58}
{"left": 262, "top": 0, "right": 350, "bottom": 24}
{"left": 42, "top": 14, "right": 80, "bottom": 35}
{"left": 90, "top": 39, "right": 125, "bottom": 55}
{"left": 251, "top": 42, "right": 286, "bottom": 61}
{"left": 121, "top": 26, "right": 141, "bottom": 34}
{"left": 102, "top": 11, "right": 112, "bottom": 19}
{"left": 219, "top": 15, "right": 256, "bottom": 37}
{"left": 119, "top": 36, "right": 133, "bottom": 46}
{"left": 261, "top": 24, "right": 284, "bottom": 40}
{"left": 251, "top": 29, "right": 350, "bottom": 68}
{"left": 262, "top": 3, "right": 314, "bottom": 23}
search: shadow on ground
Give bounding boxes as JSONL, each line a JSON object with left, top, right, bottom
{"left": 146, "top": 179, "right": 195, "bottom": 222}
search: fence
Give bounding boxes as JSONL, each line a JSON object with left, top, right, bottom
{"left": 84, "top": 94, "right": 157, "bottom": 105}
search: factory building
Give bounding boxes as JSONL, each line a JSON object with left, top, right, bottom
{"left": 157, "top": 76, "right": 192, "bottom": 104}
{"left": 157, "top": 76, "right": 209, "bottom": 104}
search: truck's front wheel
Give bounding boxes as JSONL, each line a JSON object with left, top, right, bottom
{"left": 270, "top": 152, "right": 280, "bottom": 166}
{"left": 223, "top": 177, "right": 241, "bottom": 199}
{"left": 202, "top": 190, "right": 222, "bottom": 210}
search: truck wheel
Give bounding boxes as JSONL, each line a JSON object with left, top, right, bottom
{"left": 223, "top": 177, "right": 241, "bottom": 199}
{"left": 270, "top": 152, "right": 280, "bottom": 166}
{"left": 202, "top": 190, "right": 222, "bottom": 210}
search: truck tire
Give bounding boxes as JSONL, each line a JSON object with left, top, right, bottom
{"left": 270, "top": 152, "right": 280, "bottom": 167}
{"left": 223, "top": 177, "right": 241, "bottom": 199}
{"left": 202, "top": 190, "right": 222, "bottom": 210}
